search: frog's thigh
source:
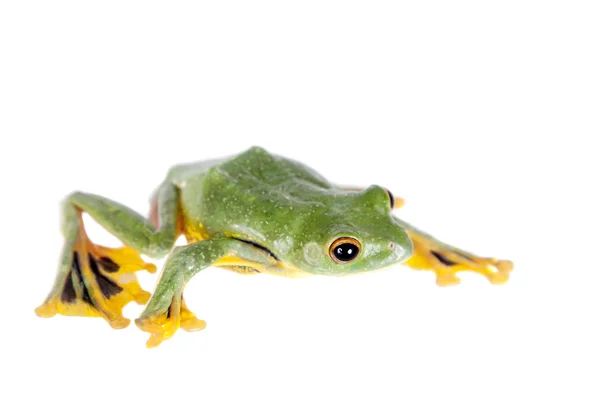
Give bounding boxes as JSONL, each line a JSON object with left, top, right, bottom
{"left": 135, "top": 236, "right": 278, "bottom": 348}
{"left": 403, "top": 229, "right": 514, "bottom": 286}
{"left": 68, "top": 182, "right": 180, "bottom": 258}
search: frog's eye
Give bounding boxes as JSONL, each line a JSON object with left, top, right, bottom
{"left": 329, "top": 237, "right": 361, "bottom": 264}
{"left": 385, "top": 189, "right": 395, "bottom": 209}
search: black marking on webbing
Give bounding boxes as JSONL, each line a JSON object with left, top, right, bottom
{"left": 60, "top": 270, "right": 77, "bottom": 304}
{"left": 98, "top": 256, "right": 120, "bottom": 273}
{"left": 89, "top": 254, "right": 123, "bottom": 299}
{"left": 431, "top": 250, "right": 458, "bottom": 267}
{"left": 235, "top": 238, "right": 280, "bottom": 262}
{"left": 71, "top": 252, "right": 94, "bottom": 306}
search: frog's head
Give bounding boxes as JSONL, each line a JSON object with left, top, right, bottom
{"left": 289, "top": 185, "right": 414, "bottom": 275}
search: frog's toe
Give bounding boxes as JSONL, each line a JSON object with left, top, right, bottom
{"left": 34, "top": 301, "right": 56, "bottom": 318}
{"left": 434, "top": 269, "right": 462, "bottom": 286}
{"left": 36, "top": 244, "right": 156, "bottom": 328}
{"left": 429, "top": 250, "right": 514, "bottom": 285}
{"left": 135, "top": 317, "right": 176, "bottom": 348}
{"left": 180, "top": 299, "right": 207, "bottom": 332}
{"left": 405, "top": 233, "right": 514, "bottom": 285}
{"left": 480, "top": 258, "right": 514, "bottom": 284}
{"left": 135, "top": 295, "right": 206, "bottom": 348}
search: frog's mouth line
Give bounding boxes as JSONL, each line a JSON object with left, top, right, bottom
{"left": 234, "top": 238, "right": 281, "bottom": 262}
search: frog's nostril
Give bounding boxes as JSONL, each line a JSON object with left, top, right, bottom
{"left": 388, "top": 242, "right": 395, "bottom": 250}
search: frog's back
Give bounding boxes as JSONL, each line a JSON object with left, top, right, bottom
{"left": 216, "top": 146, "right": 331, "bottom": 190}
{"left": 168, "top": 146, "right": 330, "bottom": 189}
{"left": 172, "top": 147, "right": 334, "bottom": 242}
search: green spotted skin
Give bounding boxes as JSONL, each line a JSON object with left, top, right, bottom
{"left": 37, "top": 144, "right": 513, "bottom": 347}
{"left": 168, "top": 146, "right": 413, "bottom": 276}
{"left": 38, "top": 146, "right": 416, "bottom": 333}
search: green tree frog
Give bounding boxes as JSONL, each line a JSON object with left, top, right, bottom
{"left": 36, "top": 147, "right": 513, "bottom": 347}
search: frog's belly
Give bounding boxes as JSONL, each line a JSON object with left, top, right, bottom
{"left": 182, "top": 221, "right": 262, "bottom": 274}
{"left": 181, "top": 216, "right": 307, "bottom": 278}
{"left": 216, "top": 265, "right": 261, "bottom": 275}
{"left": 182, "top": 220, "right": 212, "bottom": 243}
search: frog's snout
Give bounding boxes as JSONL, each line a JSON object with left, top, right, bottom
{"left": 389, "top": 241, "right": 407, "bottom": 259}
{"left": 386, "top": 238, "right": 413, "bottom": 264}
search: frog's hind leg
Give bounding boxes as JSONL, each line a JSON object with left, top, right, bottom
{"left": 35, "top": 183, "right": 180, "bottom": 328}
{"left": 397, "top": 219, "right": 513, "bottom": 286}
{"left": 35, "top": 212, "right": 156, "bottom": 327}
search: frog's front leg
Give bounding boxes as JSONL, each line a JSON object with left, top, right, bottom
{"left": 396, "top": 218, "right": 514, "bottom": 285}
{"left": 135, "top": 236, "right": 277, "bottom": 347}
{"left": 35, "top": 182, "right": 180, "bottom": 328}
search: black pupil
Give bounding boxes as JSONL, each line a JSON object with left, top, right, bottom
{"left": 334, "top": 243, "right": 359, "bottom": 262}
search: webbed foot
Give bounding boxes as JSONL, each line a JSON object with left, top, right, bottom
{"left": 405, "top": 231, "right": 513, "bottom": 286}
{"left": 135, "top": 295, "right": 206, "bottom": 348}
{"left": 36, "top": 234, "right": 156, "bottom": 328}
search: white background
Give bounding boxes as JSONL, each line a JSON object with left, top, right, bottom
{"left": 1, "top": 1, "right": 599, "bottom": 399}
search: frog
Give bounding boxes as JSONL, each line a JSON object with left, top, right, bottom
{"left": 35, "top": 146, "right": 513, "bottom": 347}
